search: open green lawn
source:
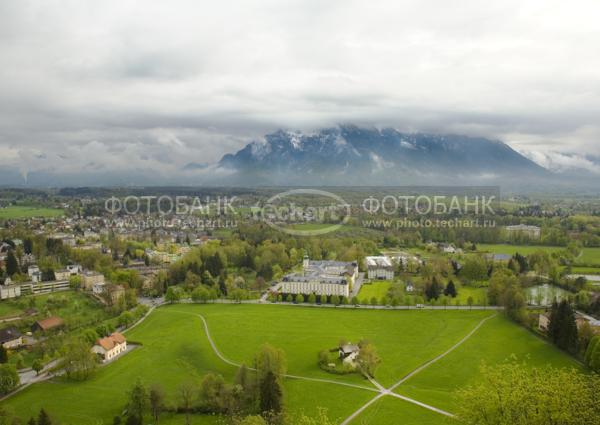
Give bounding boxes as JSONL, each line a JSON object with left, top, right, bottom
{"left": 0, "top": 304, "right": 582, "bottom": 424}
{"left": 353, "top": 396, "right": 453, "bottom": 425}
{"left": 0, "top": 206, "right": 64, "bottom": 219}
{"left": 567, "top": 266, "right": 600, "bottom": 274}
{"left": 394, "top": 314, "right": 582, "bottom": 413}
{"left": 477, "top": 243, "right": 564, "bottom": 256}
{"left": 454, "top": 285, "right": 487, "bottom": 305}
{"left": 357, "top": 280, "right": 393, "bottom": 301}
{"left": 0, "top": 302, "right": 24, "bottom": 319}
{"left": 577, "top": 247, "right": 600, "bottom": 265}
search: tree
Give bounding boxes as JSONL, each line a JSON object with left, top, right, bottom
{"left": 259, "top": 371, "right": 284, "bottom": 419}
{"left": 331, "top": 295, "right": 340, "bottom": 306}
{"left": 457, "top": 362, "right": 600, "bottom": 425}
{"left": 0, "top": 346, "right": 7, "bottom": 364}
{"left": 351, "top": 296, "right": 359, "bottom": 305}
{"left": 307, "top": 293, "right": 316, "bottom": 304}
{"left": 460, "top": 256, "right": 488, "bottom": 282}
{"left": 444, "top": 280, "right": 457, "bottom": 298}
{"left": 118, "top": 311, "right": 134, "bottom": 328}
{"left": 0, "top": 364, "right": 19, "bottom": 395}
{"left": 178, "top": 381, "right": 197, "bottom": 425}
{"left": 37, "top": 409, "right": 52, "bottom": 425}
{"left": 549, "top": 300, "right": 578, "bottom": 353}
{"left": 165, "top": 286, "right": 181, "bottom": 304}
{"left": 149, "top": 383, "right": 166, "bottom": 424}
{"left": 294, "top": 294, "right": 304, "bottom": 304}
{"left": 370, "top": 296, "right": 378, "bottom": 306}
{"left": 5, "top": 251, "right": 18, "bottom": 277}
{"left": 585, "top": 336, "right": 600, "bottom": 366}
{"left": 356, "top": 341, "right": 380, "bottom": 378}
{"left": 61, "top": 339, "right": 97, "bottom": 381}
{"left": 32, "top": 359, "right": 44, "bottom": 375}
{"left": 467, "top": 296, "right": 474, "bottom": 310}
{"left": 285, "top": 294, "right": 293, "bottom": 303}
{"left": 255, "top": 344, "right": 287, "bottom": 381}
{"left": 424, "top": 277, "right": 441, "bottom": 301}
{"left": 126, "top": 379, "right": 148, "bottom": 425}
{"left": 192, "top": 285, "right": 210, "bottom": 303}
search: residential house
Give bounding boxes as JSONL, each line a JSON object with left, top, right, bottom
{"left": 0, "top": 278, "right": 21, "bottom": 300}
{"left": 31, "top": 316, "right": 65, "bottom": 333}
{"left": 92, "top": 281, "right": 106, "bottom": 295}
{"left": 28, "top": 265, "right": 42, "bottom": 283}
{"left": 66, "top": 264, "right": 81, "bottom": 275}
{"left": 538, "top": 312, "right": 550, "bottom": 332}
{"left": 54, "top": 269, "right": 71, "bottom": 281}
{"left": 92, "top": 332, "right": 127, "bottom": 362}
{"left": 0, "top": 327, "right": 23, "bottom": 349}
{"left": 106, "top": 284, "right": 125, "bottom": 304}
{"left": 339, "top": 343, "right": 360, "bottom": 365}
{"left": 81, "top": 271, "right": 105, "bottom": 290}
{"left": 365, "top": 256, "right": 394, "bottom": 280}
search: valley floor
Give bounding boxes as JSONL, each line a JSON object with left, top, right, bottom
{"left": 0, "top": 304, "right": 581, "bottom": 424}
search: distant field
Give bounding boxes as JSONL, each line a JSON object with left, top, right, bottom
{"left": 0, "top": 206, "right": 64, "bottom": 219}
{"left": 477, "top": 244, "right": 564, "bottom": 255}
{"left": 358, "top": 280, "right": 393, "bottom": 301}
{"left": 0, "top": 302, "right": 23, "bottom": 319}
{"left": 567, "top": 266, "right": 600, "bottom": 275}
{"left": 454, "top": 285, "right": 487, "bottom": 305}
{"left": 576, "top": 247, "right": 600, "bottom": 265}
{"left": 1, "top": 304, "right": 581, "bottom": 424}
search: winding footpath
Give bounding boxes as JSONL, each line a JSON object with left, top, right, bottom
{"left": 167, "top": 307, "right": 497, "bottom": 424}
{"left": 340, "top": 313, "right": 498, "bottom": 424}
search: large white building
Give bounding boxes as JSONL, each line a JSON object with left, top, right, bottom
{"left": 365, "top": 256, "right": 394, "bottom": 280}
{"left": 279, "top": 256, "right": 358, "bottom": 298}
{"left": 506, "top": 224, "right": 541, "bottom": 239}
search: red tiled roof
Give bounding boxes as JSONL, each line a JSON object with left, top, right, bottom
{"left": 35, "top": 316, "right": 64, "bottom": 331}
{"left": 95, "top": 332, "right": 126, "bottom": 351}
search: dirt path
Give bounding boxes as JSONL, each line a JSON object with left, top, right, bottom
{"left": 340, "top": 313, "right": 497, "bottom": 424}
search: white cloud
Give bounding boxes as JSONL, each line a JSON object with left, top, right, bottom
{"left": 0, "top": 0, "right": 599, "bottom": 180}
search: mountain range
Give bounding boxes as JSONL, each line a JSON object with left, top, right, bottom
{"left": 212, "top": 125, "right": 549, "bottom": 186}
{"left": 3, "top": 125, "right": 600, "bottom": 191}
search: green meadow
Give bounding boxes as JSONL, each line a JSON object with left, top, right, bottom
{"left": 0, "top": 304, "right": 581, "bottom": 424}
{"left": 357, "top": 280, "right": 393, "bottom": 301}
{"left": 0, "top": 206, "right": 64, "bottom": 219}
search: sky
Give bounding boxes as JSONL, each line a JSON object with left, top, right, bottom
{"left": 1, "top": 0, "right": 600, "bottom": 182}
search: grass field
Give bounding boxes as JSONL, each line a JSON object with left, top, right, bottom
{"left": 393, "top": 314, "right": 582, "bottom": 413}
{"left": 357, "top": 280, "right": 393, "bottom": 301}
{"left": 0, "top": 304, "right": 581, "bottom": 424}
{"left": 477, "top": 243, "right": 564, "bottom": 255}
{"left": 478, "top": 244, "right": 600, "bottom": 266}
{"left": 576, "top": 247, "right": 600, "bottom": 265}
{"left": 0, "top": 302, "right": 24, "bottom": 319}
{"left": 454, "top": 285, "right": 487, "bottom": 305}
{"left": 0, "top": 206, "right": 64, "bottom": 219}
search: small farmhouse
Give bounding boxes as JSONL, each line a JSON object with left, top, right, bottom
{"left": 92, "top": 332, "right": 127, "bottom": 362}
{"left": 339, "top": 343, "right": 360, "bottom": 365}
{"left": 32, "top": 316, "right": 65, "bottom": 333}
{"left": 0, "top": 327, "right": 23, "bottom": 349}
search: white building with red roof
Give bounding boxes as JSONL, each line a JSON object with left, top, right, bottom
{"left": 92, "top": 332, "right": 127, "bottom": 362}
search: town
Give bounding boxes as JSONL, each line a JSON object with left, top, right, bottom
{"left": 0, "top": 188, "right": 599, "bottom": 424}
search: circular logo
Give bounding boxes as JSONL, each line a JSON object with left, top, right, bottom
{"left": 258, "top": 189, "right": 351, "bottom": 236}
